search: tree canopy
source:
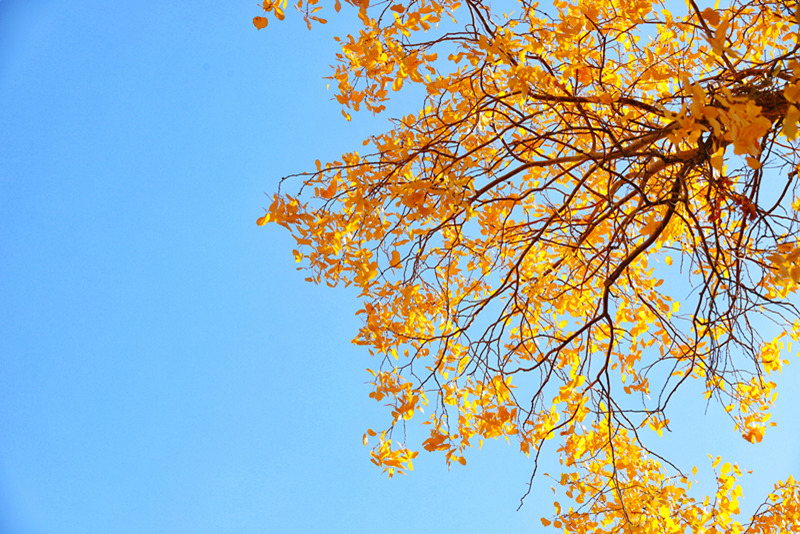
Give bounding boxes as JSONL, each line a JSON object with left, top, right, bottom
{"left": 256, "top": 0, "right": 800, "bottom": 530}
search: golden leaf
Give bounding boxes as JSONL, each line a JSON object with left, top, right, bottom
{"left": 702, "top": 8, "right": 720, "bottom": 26}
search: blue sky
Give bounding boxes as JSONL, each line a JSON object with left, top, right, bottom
{"left": 1, "top": 1, "right": 798, "bottom": 533}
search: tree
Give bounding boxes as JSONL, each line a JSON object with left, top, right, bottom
{"left": 255, "top": 0, "right": 800, "bottom": 530}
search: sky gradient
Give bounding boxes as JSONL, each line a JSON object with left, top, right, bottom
{"left": 1, "top": 1, "right": 798, "bottom": 533}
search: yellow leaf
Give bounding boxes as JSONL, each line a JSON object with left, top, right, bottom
{"left": 783, "top": 105, "right": 800, "bottom": 140}
{"left": 457, "top": 355, "right": 469, "bottom": 374}
{"left": 790, "top": 264, "right": 800, "bottom": 283}
{"left": 785, "top": 84, "right": 800, "bottom": 104}
{"left": 253, "top": 16, "right": 269, "bottom": 29}
{"left": 710, "top": 147, "right": 725, "bottom": 171}
{"left": 640, "top": 217, "right": 661, "bottom": 238}
{"left": 714, "top": 19, "right": 729, "bottom": 45}
{"left": 746, "top": 156, "right": 762, "bottom": 170}
{"left": 256, "top": 213, "right": 271, "bottom": 226}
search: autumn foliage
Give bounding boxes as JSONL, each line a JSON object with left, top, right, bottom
{"left": 256, "top": 0, "right": 800, "bottom": 530}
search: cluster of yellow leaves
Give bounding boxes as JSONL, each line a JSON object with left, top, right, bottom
{"left": 733, "top": 377, "right": 776, "bottom": 444}
{"left": 365, "top": 428, "right": 420, "bottom": 477}
{"left": 767, "top": 241, "right": 800, "bottom": 286}
{"left": 546, "top": 425, "right": 800, "bottom": 533}
{"left": 421, "top": 374, "right": 519, "bottom": 466}
{"left": 253, "top": 0, "right": 328, "bottom": 30}
{"left": 256, "top": 0, "right": 800, "bottom": 529}
{"left": 748, "top": 476, "right": 800, "bottom": 532}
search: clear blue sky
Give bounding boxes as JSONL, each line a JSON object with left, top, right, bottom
{"left": 1, "top": 1, "right": 798, "bottom": 533}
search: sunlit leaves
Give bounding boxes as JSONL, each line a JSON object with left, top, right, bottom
{"left": 256, "top": 0, "right": 800, "bottom": 531}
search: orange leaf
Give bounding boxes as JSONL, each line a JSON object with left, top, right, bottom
{"left": 701, "top": 8, "right": 720, "bottom": 26}
{"left": 253, "top": 16, "right": 269, "bottom": 29}
{"left": 320, "top": 179, "right": 338, "bottom": 199}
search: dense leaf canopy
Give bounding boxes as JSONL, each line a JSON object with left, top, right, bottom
{"left": 257, "top": 0, "right": 800, "bottom": 530}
